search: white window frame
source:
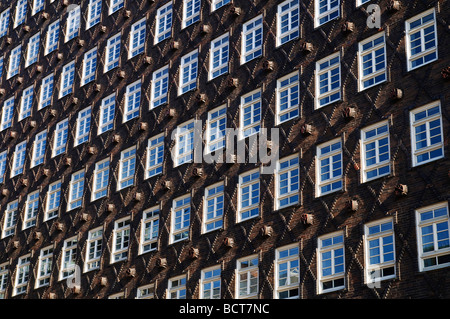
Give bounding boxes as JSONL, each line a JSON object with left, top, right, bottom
{"left": 59, "top": 237, "right": 77, "bottom": 281}
{"left": 1, "top": 97, "right": 14, "bottom": 131}
{"left": 241, "top": 15, "right": 263, "bottom": 64}
{"left": 23, "top": 190, "right": 39, "bottom": 229}
{"left": 315, "top": 138, "right": 343, "bottom": 197}
{"left": 25, "top": 32, "right": 40, "bottom": 68}
{"left": 68, "top": 170, "right": 84, "bottom": 211}
{"left": 145, "top": 133, "right": 164, "bottom": 179}
{"left": 275, "top": 154, "right": 300, "bottom": 210}
{"left": 179, "top": 50, "right": 198, "bottom": 95}
{"left": 409, "top": 101, "right": 444, "bottom": 167}
{"left": 276, "top": 71, "right": 300, "bottom": 125}
{"left": 45, "top": 180, "right": 61, "bottom": 221}
{"left": 109, "top": 0, "right": 124, "bottom": 15}
{"left": 2, "top": 200, "right": 18, "bottom": 238}
{"left": 212, "top": 0, "right": 230, "bottom": 11}
{"left": 358, "top": 32, "right": 387, "bottom": 91}
{"left": 317, "top": 231, "right": 345, "bottom": 294}
{"left": 32, "top": 129, "right": 47, "bottom": 167}
{"left": 13, "top": 255, "right": 30, "bottom": 296}
{"left": 75, "top": 107, "right": 91, "bottom": 146}
{"left": 363, "top": 217, "right": 396, "bottom": 285}
{"left": 92, "top": 158, "right": 110, "bottom": 201}
{"left": 45, "top": 20, "right": 60, "bottom": 55}
{"left": 315, "top": 52, "right": 341, "bottom": 109}
{"left": 52, "top": 118, "right": 68, "bottom": 157}
{"left": 59, "top": 60, "right": 75, "bottom": 98}
{"left": 111, "top": 217, "right": 130, "bottom": 263}
{"left": 123, "top": 80, "right": 141, "bottom": 122}
{"left": 139, "top": 206, "right": 160, "bottom": 254}
{"left": 182, "top": 0, "right": 200, "bottom": 29}
{"left": 168, "top": 275, "right": 187, "bottom": 299}
{"left": 129, "top": 18, "right": 146, "bottom": 58}
{"left": 0, "top": 8, "right": 10, "bottom": 38}
{"left": 85, "top": 227, "right": 103, "bottom": 272}
{"left": 38, "top": 73, "right": 54, "bottom": 110}
{"left": 65, "top": 5, "right": 80, "bottom": 42}
{"left": 236, "top": 254, "right": 259, "bottom": 299}
{"left": 209, "top": 33, "right": 229, "bottom": 80}
{"left": 104, "top": 33, "right": 121, "bottom": 72}
{"left": 87, "top": 0, "right": 102, "bottom": 30}
{"left": 314, "top": 0, "right": 340, "bottom": 28}
{"left": 19, "top": 85, "right": 34, "bottom": 121}
{"left": 136, "top": 283, "right": 155, "bottom": 299}
{"left": 415, "top": 202, "right": 450, "bottom": 272}
{"left": 118, "top": 146, "right": 136, "bottom": 190}
{"left": 0, "top": 56, "right": 3, "bottom": 79}
{"left": 7, "top": 44, "right": 21, "bottom": 79}
{"left": 274, "top": 243, "right": 300, "bottom": 299}
{"left": 170, "top": 195, "right": 191, "bottom": 244}
{"left": 0, "top": 150, "right": 7, "bottom": 184}
{"left": 200, "top": 265, "right": 221, "bottom": 299}
{"left": 81, "top": 47, "right": 97, "bottom": 86}
{"left": 205, "top": 104, "right": 226, "bottom": 154}
{"left": 150, "top": 65, "right": 169, "bottom": 109}
{"left": 405, "top": 8, "right": 438, "bottom": 72}
{"left": 360, "top": 121, "right": 391, "bottom": 183}
{"left": 203, "top": 182, "right": 224, "bottom": 233}
{"left": 240, "top": 89, "right": 261, "bottom": 139}
{"left": 14, "top": 0, "right": 27, "bottom": 28}
{"left": 0, "top": 262, "right": 8, "bottom": 299}
{"left": 276, "top": 0, "right": 300, "bottom": 47}
{"left": 155, "top": 2, "right": 172, "bottom": 44}
{"left": 237, "top": 169, "right": 260, "bottom": 223}
{"left": 98, "top": 93, "right": 115, "bottom": 134}
{"left": 35, "top": 245, "right": 53, "bottom": 288}
{"left": 12, "top": 140, "right": 27, "bottom": 177}
{"left": 174, "top": 120, "right": 195, "bottom": 167}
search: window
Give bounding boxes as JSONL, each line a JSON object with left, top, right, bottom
{"left": 36, "top": 246, "right": 53, "bottom": 288}
{"left": 25, "top": 32, "right": 40, "bottom": 67}
{"left": 206, "top": 105, "right": 226, "bottom": 153}
{"left": 316, "top": 138, "right": 343, "bottom": 197}
{"left": 238, "top": 169, "right": 260, "bottom": 222}
{"left": 87, "top": 0, "right": 102, "bottom": 29}
{"left": 356, "top": 0, "right": 371, "bottom": 5}
{"left": 59, "top": 61, "right": 75, "bottom": 98}
{"left": 0, "top": 9, "right": 10, "bottom": 38}
{"left": 98, "top": 93, "right": 115, "bottom": 134}
{"left": 360, "top": 121, "right": 390, "bottom": 182}
{"left": 112, "top": 218, "right": 130, "bottom": 263}
{"left": 105, "top": 33, "right": 121, "bottom": 72}
{"left": 203, "top": 183, "right": 224, "bottom": 233}
{"left": 137, "top": 284, "right": 155, "bottom": 299}
{"left": 124, "top": 80, "right": 141, "bottom": 122}
{"left": 118, "top": 146, "right": 136, "bottom": 190}
{"left": 14, "top": 0, "right": 27, "bottom": 28}
{"left": 315, "top": 0, "right": 340, "bottom": 27}
{"left": 364, "top": 218, "right": 396, "bottom": 284}
{"left": 14, "top": 255, "right": 30, "bottom": 296}
{"left": 179, "top": 50, "right": 198, "bottom": 95}
{"left": 410, "top": 101, "right": 444, "bottom": 166}
{"left": 60, "top": 237, "right": 77, "bottom": 280}
{"left": 75, "top": 107, "right": 91, "bottom": 146}
{"left": 140, "top": 206, "right": 159, "bottom": 254}
{"left": 7, "top": 45, "right": 21, "bottom": 79}
{"left": 0, "top": 263, "right": 8, "bottom": 299}
{"left": 81, "top": 47, "right": 97, "bottom": 86}
{"left": 146, "top": 134, "right": 164, "bottom": 178}
{"left": 241, "top": 15, "right": 263, "bottom": 64}
{"left": 109, "top": 0, "right": 124, "bottom": 14}
{"left": 405, "top": 9, "right": 438, "bottom": 71}
{"left": 150, "top": 65, "right": 169, "bottom": 109}
{"left": 46, "top": 180, "right": 61, "bottom": 220}
{"left": 155, "top": 2, "right": 172, "bottom": 44}
{"left": 315, "top": 52, "right": 341, "bottom": 109}
{"left": 201, "top": 266, "right": 221, "bottom": 299}
{"left": 2, "top": 200, "right": 18, "bottom": 238}
{"left": 52, "top": 118, "right": 68, "bottom": 157}
{"left": 168, "top": 275, "right": 187, "bottom": 299}
{"left": 277, "top": 0, "right": 299, "bottom": 46}
{"left": 32, "top": 130, "right": 47, "bottom": 167}
{"left": 212, "top": 0, "right": 230, "bottom": 11}
{"left": 65, "top": 5, "right": 80, "bottom": 42}
{"left": 209, "top": 33, "right": 229, "bottom": 80}
{"left": 275, "top": 154, "right": 299, "bottom": 210}
{"left": 174, "top": 120, "right": 195, "bottom": 167}
{"left": 45, "top": 20, "right": 59, "bottom": 55}
{"left": 358, "top": 32, "right": 387, "bottom": 91}
{"left": 182, "top": 0, "right": 200, "bottom": 28}
{"left": 108, "top": 292, "right": 124, "bottom": 299}
{"left": 415, "top": 202, "right": 450, "bottom": 272}
{"left": 276, "top": 72, "right": 300, "bottom": 124}
{"left": 275, "top": 244, "right": 299, "bottom": 299}
{"left": 0, "top": 151, "right": 7, "bottom": 184}
{"left": 92, "top": 159, "right": 110, "bottom": 201}
{"left": 171, "top": 195, "right": 191, "bottom": 244}
{"left": 68, "top": 170, "right": 84, "bottom": 211}
{"left": 19, "top": 85, "right": 34, "bottom": 121}
{"left": 317, "top": 232, "right": 345, "bottom": 294}
{"left": 240, "top": 90, "right": 261, "bottom": 139}
{"left": 85, "top": 227, "right": 102, "bottom": 272}
{"left": 0, "top": 56, "right": 3, "bottom": 80}
{"left": 236, "top": 255, "right": 259, "bottom": 299}
{"left": 1, "top": 97, "right": 14, "bottom": 131}
{"left": 23, "top": 190, "right": 39, "bottom": 229}
{"left": 38, "top": 73, "right": 54, "bottom": 109}
{"left": 12, "top": 141, "right": 27, "bottom": 177}
{"left": 130, "top": 18, "right": 146, "bottom": 58}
